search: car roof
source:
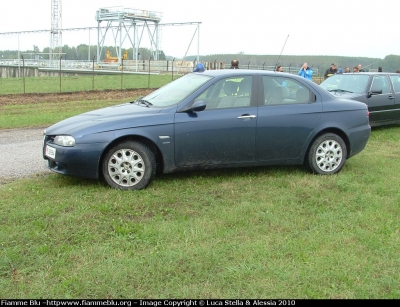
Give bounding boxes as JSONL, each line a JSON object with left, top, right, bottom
{"left": 197, "top": 69, "right": 314, "bottom": 83}
{"left": 342, "top": 72, "right": 400, "bottom": 76}
{"left": 198, "top": 69, "right": 290, "bottom": 77}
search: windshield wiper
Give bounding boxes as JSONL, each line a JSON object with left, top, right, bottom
{"left": 130, "top": 97, "right": 153, "bottom": 107}
{"left": 328, "top": 89, "right": 353, "bottom": 93}
{"left": 130, "top": 96, "right": 142, "bottom": 104}
{"left": 137, "top": 99, "right": 153, "bottom": 107}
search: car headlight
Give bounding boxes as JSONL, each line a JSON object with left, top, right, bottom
{"left": 54, "top": 135, "right": 76, "bottom": 147}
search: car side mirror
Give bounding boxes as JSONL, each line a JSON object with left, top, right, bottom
{"left": 187, "top": 100, "right": 206, "bottom": 112}
{"left": 368, "top": 89, "right": 382, "bottom": 98}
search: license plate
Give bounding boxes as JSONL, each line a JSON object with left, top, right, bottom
{"left": 45, "top": 145, "right": 56, "bottom": 159}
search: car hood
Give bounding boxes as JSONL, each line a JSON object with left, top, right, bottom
{"left": 46, "top": 103, "right": 167, "bottom": 135}
{"left": 328, "top": 91, "right": 363, "bottom": 99}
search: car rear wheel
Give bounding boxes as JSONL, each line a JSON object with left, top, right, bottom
{"left": 102, "top": 141, "right": 156, "bottom": 190}
{"left": 306, "top": 133, "right": 347, "bottom": 175}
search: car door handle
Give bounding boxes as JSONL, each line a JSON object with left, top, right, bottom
{"left": 388, "top": 96, "right": 395, "bottom": 100}
{"left": 237, "top": 115, "right": 256, "bottom": 119}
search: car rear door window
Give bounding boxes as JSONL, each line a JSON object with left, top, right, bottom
{"left": 263, "top": 76, "right": 314, "bottom": 105}
{"left": 390, "top": 75, "right": 400, "bottom": 93}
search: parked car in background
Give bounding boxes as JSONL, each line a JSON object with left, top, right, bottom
{"left": 319, "top": 72, "right": 400, "bottom": 127}
{"left": 43, "top": 70, "right": 371, "bottom": 190}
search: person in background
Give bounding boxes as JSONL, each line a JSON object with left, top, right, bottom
{"left": 193, "top": 61, "right": 205, "bottom": 72}
{"left": 396, "top": 70, "right": 400, "bottom": 74}
{"left": 298, "top": 62, "right": 313, "bottom": 80}
{"left": 353, "top": 66, "right": 359, "bottom": 73}
{"left": 337, "top": 67, "right": 343, "bottom": 74}
{"left": 357, "top": 64, "right": 365, "bottom": 72}
{"left": 344, "top": 66, "right": 351, "bottom": 73}
{"left": 324, "top": 63, "right": 338, "bottom": 79}
{"left": 230, "top": 59, "right": 239, "bottom": 69}
{"left": 378, "top": 67, "right": 383, "bottom": 72}
{"left": 276, "top": 65, "right": 287, "bottom": 85}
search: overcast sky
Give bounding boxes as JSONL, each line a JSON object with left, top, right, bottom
{"left": 0, "top": 0, "right": 398, "bottom": 59}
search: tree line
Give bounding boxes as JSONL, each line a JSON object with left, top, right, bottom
{"left": 1, "top": 45, "right": 400, "bottom": 72}
{"left": 0, "top": 45, "right": 166, "bottom": 62}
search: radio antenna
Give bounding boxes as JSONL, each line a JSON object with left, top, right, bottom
{"left": 363, "top": 61, "right": 380, "bottom": 69}
{"left": 274, "top": 34, "right": 289, "bottom": 72}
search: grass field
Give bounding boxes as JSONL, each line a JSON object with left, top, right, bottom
{"left": 0, "top": 92, "right": 147, "bottom": 129}
{"left": 0, "top": 86, "right": 400, "bottom": 298}
{"left": 0, "top": 74, "right": 175, "bottom": 95}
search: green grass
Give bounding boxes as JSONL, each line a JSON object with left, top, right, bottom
{"left": 0, "top": 98, "right": 137, "bottom": 129}
{"left": 0, "top": 74, "right": 175, "bottom": 95}
{"left": 0, "top": 74, "right": 175, "bottom": 129}
{"left": 1, "top": 94, "right": 400, "bottom": 298}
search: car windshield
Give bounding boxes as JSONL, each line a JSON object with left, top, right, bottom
{"left": 320, "top": 74, "right": 370, "bottom": 94}
{"left": 140, "top": 73, "right": 213, "bottom": 107}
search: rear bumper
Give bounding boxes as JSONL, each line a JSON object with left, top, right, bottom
{"left": 347, "top": 124, "right": 371, "bottom": 158}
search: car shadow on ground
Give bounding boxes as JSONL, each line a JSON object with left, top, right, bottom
{"left": 370, "top": 123, "right": 400, "bottom": 132}
{"left": 13, "top": 165, "right": 305, "bottom": 190}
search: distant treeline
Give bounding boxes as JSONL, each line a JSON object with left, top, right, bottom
{"left": 0, "top": 44, "right": 166, "bottom": 62}
{"left": 1, "top": 45, "right": 400, "bottom": 73}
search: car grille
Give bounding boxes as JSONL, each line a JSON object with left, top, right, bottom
{"left": 46, "top": 135, "right": 56, "bottom": 144}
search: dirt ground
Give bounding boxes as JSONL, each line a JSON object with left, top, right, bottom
{"left": 0, "top": 88, "right": 155, "bottom": 106}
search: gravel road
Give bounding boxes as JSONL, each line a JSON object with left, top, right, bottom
{"left": 0, "top": 127, "right": 51, "bottom": 184}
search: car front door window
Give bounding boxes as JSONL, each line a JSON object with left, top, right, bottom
{"left": 371, "top": 76, "right": 391, "bottom": 94}
{"left": 194, "top": 76, "right": 252, "bottom": 110}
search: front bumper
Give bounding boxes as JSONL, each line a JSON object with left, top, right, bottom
{"left": 43, "top": 141, "right": 108, "bottom": 179}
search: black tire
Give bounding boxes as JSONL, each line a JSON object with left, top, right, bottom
{"left": 102, "top": 141, "right": 156, "bottom": 190}
{"left": 305, "top": 133, "right": 347, "bottom": 175}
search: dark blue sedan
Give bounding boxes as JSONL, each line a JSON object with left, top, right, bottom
{"left": 43, "top": 70, "right": 371, "bottom": 190}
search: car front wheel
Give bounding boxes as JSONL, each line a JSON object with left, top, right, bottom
{"left": 102, "top": 141, "right": 156, "bottom": 190}
{"left": 306, "top": 133, "right": 347, "bottom": 175}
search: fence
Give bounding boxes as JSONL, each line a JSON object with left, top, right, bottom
{"left": 0, "top": 59, "right": 321, "bottom": 95}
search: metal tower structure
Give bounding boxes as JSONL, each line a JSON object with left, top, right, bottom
{"left": 95, "top": 7, "right": 162, "bottom": 64}
{"left": 50, "top": 0, "right": 62, "bottom": 60}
